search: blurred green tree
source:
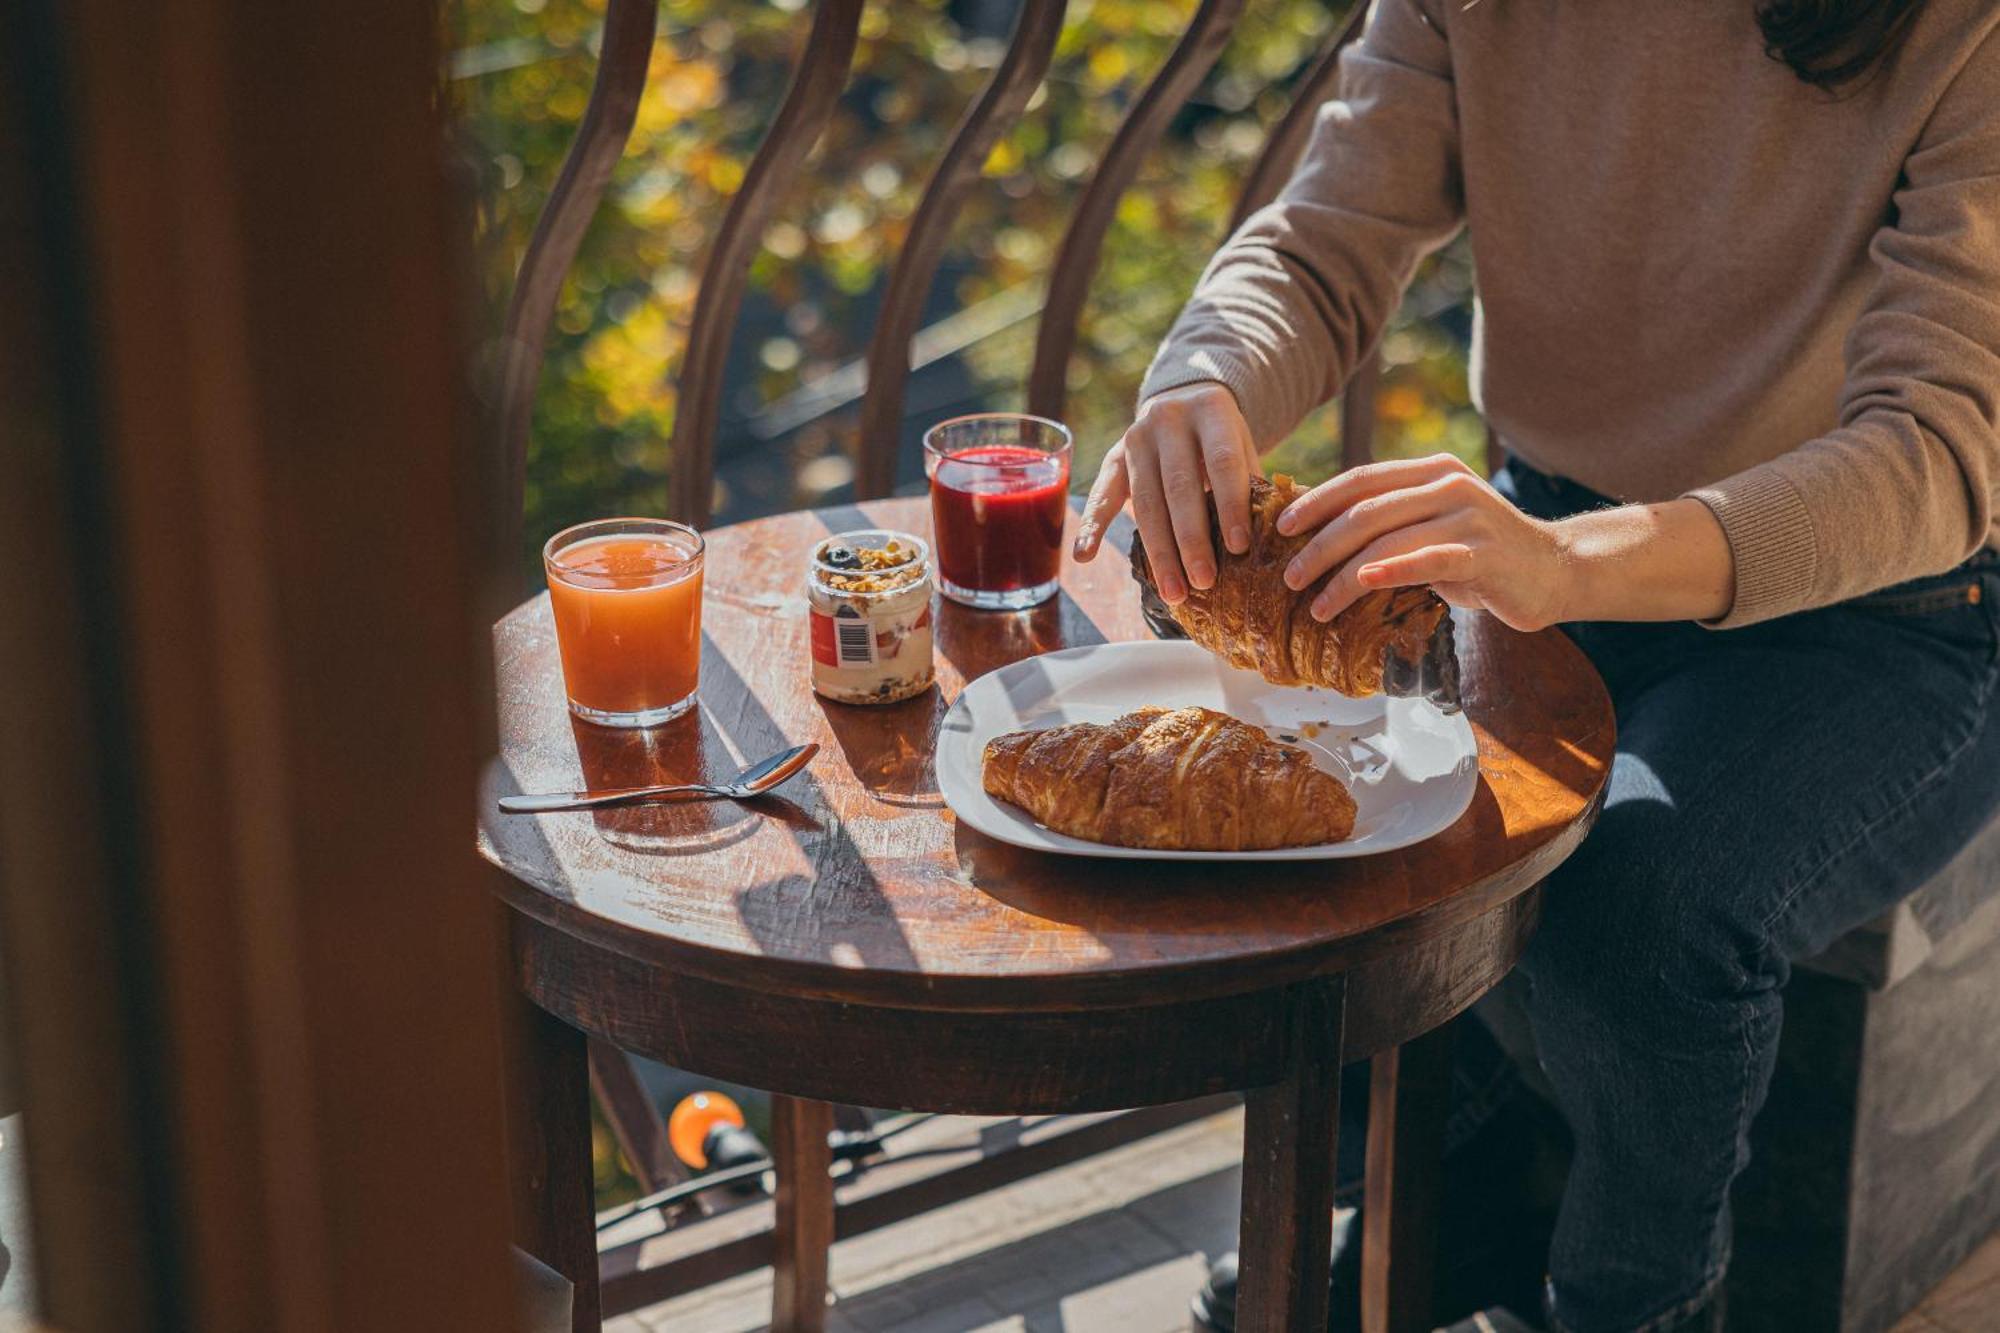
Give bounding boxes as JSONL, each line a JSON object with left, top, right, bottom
{"left": 449, "top": 0, "right": 1478, "bottom": 572}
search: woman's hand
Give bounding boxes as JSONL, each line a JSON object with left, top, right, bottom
{"left": 1076, "top": 404, "right": 1737, "bottom": 628}
{"left": 1072, "top": 382, "right": 1258, "bottom": 604}
{"left": 1279, "top": 452, "right": 1738, "bottom": 628}
{"left": 1277, "top": 453, "right": 1572, "bottom": 631}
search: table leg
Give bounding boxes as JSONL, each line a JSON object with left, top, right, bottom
{"left": 503, "top": 992, "right": 600, "bottom": 1332}
{"left": 1362, "top": 1022, "right": 1457, "bottom": 1333}
{"left": 1236, "top": 976, "right": 1348, "bottom": 1333}
{"left": 771, "top": 1094, "right": 835, "bottom": 1332}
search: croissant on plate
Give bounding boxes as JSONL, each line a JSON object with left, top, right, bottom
{"left": 1131, "top": 474, "right": 1450, "bottom": 698}
{"left": 981, "top": 706, "right": 1356, "bottom": 851}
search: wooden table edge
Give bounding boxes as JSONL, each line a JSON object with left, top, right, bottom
{"left": 483, "top": 781, "right": 1605, "bottom": 1014}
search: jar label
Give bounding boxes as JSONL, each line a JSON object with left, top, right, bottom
{"left": 810, "top": 606, "right": 877, "bottom": 667}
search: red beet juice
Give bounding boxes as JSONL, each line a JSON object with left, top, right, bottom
{"left": 927, "top": 445, "right": 1069, "bottom": 608}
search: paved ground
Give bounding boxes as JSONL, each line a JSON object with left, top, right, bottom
{"left": 611, "top": 1104, "right": 2000, "bottom": 1333}
{"left": 609, "top": 1110, "right": 1247, "bottom": 1333}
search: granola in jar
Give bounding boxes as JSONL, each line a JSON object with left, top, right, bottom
{"left": 807, "top": 530, "right": 935, "bottom": 705}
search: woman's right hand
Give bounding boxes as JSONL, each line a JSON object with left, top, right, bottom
{"left": 1071, "top": 381, "right": 1259, "bottom": 605}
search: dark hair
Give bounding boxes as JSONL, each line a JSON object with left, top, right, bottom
{"left": 1755, "top": 0, "right": 1926, "bottom": 90}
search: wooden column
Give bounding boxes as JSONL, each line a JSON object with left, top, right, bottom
{"left": 1, "top": 0, "right": 528, "bottom": 1323}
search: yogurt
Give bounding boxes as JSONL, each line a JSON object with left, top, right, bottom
{"left": 807, "top": 529, "right": 936, "bottom": 705}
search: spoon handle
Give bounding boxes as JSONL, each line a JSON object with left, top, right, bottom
{"left": 498, "top": 784, "right": 723, "bottom": 814}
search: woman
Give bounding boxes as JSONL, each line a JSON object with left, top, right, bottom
{"left": 1073, "top": 2, "right": 2000, "bottom": 1330}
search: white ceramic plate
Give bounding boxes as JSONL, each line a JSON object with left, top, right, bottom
{"left": 937, "top": 639, "right": 1478, "bottom": 861}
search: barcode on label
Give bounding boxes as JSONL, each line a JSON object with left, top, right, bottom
{"left": 835, "top": 615, "right": 876, "bottom": 666}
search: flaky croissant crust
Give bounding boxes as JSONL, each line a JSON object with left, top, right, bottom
{"left": 982, "top": 706, "right": 1356, "bottom": 851}
{"left": 1132, "top": 474, "right": 1447, "bottom": 696}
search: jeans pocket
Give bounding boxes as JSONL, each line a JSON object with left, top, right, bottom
{"left": 1842, "top": 572, "right": 2000, "bottom": 670}
{"left": 1985, "top": 573, "right": 2000, "bottom": 664}
{"left": 1846, "top": 579, "right": 1986, "bottom": 617}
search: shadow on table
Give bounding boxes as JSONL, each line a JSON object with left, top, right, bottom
{"left": 566, "top": 708, "right": 813, "bottom": 856}
{"left": 693, "top": 634, "right": 925, "bottom": 974}
{"left": 933, "top": 596, "right": 1080, "bottom": 686}
{"left": 815, "top": 687, "right": 946, "bottom": 808}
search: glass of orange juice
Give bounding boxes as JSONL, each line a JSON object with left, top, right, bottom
{"left": 543, "top": 518, "right": 705, "bottom": 727}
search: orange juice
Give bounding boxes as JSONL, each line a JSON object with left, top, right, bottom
{"left": 544, "top": 520, "right": 704, "bottom": 727}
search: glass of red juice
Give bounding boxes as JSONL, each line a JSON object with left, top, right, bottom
{"left": 923, "top": 413, "right": 1072, "bottom": 610}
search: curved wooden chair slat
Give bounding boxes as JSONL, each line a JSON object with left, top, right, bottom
{"left": 666, "top": 0, "right": 867, "bottom": 528}
{"left": 1228, "top": 0, "right": 1366, "bottom": 231}
{"left": 1025, "top": 0, "right": 1247, "bottom": 421}
{"left": 495, "top": 0, "right": 659, "bottom": 575}
{"left": 1341, "top": 351, "right": 1382, "bottom": 469}
{"left": 1229, "top": 3, "right": 1380, "bottom": 472}
{"left": 853, "top": 0, "right": 1068, "bottom": 499}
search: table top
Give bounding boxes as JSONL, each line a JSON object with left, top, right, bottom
{"left": 482, "top": 497, "right": 1615, "bottom": 1011}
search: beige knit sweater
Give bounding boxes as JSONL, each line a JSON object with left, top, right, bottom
{"left": 1140, "top": 0, "right": 2000, "bottom": 626}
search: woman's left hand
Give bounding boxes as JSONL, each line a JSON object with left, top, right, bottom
{"left": 1278, "top": 453, "right": 1571, "bottom": 632}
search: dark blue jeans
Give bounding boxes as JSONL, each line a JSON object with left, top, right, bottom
{"left": 1495, "top": 461, "right": 2000, "bottom": 1331}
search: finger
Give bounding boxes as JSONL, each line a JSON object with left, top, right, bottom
{"left": 1283, "top": 473, "right": 1468, "bottom": 591}
{"left": 1158, "top": 427, "right": 1217, "bottom": 590}
{"left": 1073, "top": 446, "right": 1130, "bottom": 562}
{"left": 1355, "top": 544, "right": 1478, "bottom": 590}
{"left": 1126, "top": 441, "right": 1187, "bottom": 603}
{"left": 1276, "top": 452, "right": 1473, "bottom": 537}
{"left": 1309, "top": 518, "right": 1468, "bottom": 622}
{"left": 1196, "top": 401, "right": 1256, "bottom": 555}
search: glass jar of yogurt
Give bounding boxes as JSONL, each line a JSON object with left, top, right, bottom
{"left": 806, "top": 529, "right": 935, "bottom": 705}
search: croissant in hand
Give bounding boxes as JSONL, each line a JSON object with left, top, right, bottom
{"left": 1131, "top": 474, "right": 1448, "bottom": 697}
{"left": 982, "top": 706, "right": 1356, "bottom": 851}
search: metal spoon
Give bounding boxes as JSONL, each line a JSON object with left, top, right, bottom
{"left": 498, "top": 742, "right": 818, "bottom": 815}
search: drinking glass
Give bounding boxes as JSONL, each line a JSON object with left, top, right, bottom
{"left": 923, "top": 413, "right": 1072, "bottom": 610}
{"left": 543, "top": 517, "right": 705, "bottom": 727}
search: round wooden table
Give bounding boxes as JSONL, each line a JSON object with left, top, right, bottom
{"left": 483, "top": 497, "right": 1614, "bottom": 1333}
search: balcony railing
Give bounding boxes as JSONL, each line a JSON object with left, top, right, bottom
{"left": 490, "top": 0, "right": 1390, "bottom": 1315}
{"left": 493, "top": 0, "right": 1380, "bottom": 554}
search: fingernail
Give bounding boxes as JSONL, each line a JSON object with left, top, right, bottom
{"left": 1188, "top": 560, "right": 1213, "bottom": 588}
{"left": 1072, "top": 537, "right": 1088, "bottom": 559}
{"left": 1276, "top": 511, "right": 1297, "bottom": 535}
{"left": 1311, "top": 598, "right": 1332, "bottom": 622}
{"left": 1228, "top": 525, "right": 1249, "bottom": 553}
{"left": 1162, "top": 574, "right": 1186, "bottom": 603}
{"left": 1283, "top": 561, "right": 1303, "bottom": 590}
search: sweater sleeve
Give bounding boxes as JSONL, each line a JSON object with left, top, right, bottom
{"left": 1688, "top": 32, "right": 2000, "bottom": 627}
{"left": 1137, "top": 0, "right": 1463, "bottom": 449}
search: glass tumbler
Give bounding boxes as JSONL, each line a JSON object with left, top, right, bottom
{"left": 923, "top": 413, "right": 1073, "bottom": 610}
{"left": 543, "top": 517, "right": 705, "bottom": 727}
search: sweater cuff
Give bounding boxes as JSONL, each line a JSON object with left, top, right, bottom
{"left": 1685, "top": 467, "right": 1820, "bottom": 628}
{"left": 1139, "top": 350, "right": 1290, "bottom": 450}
